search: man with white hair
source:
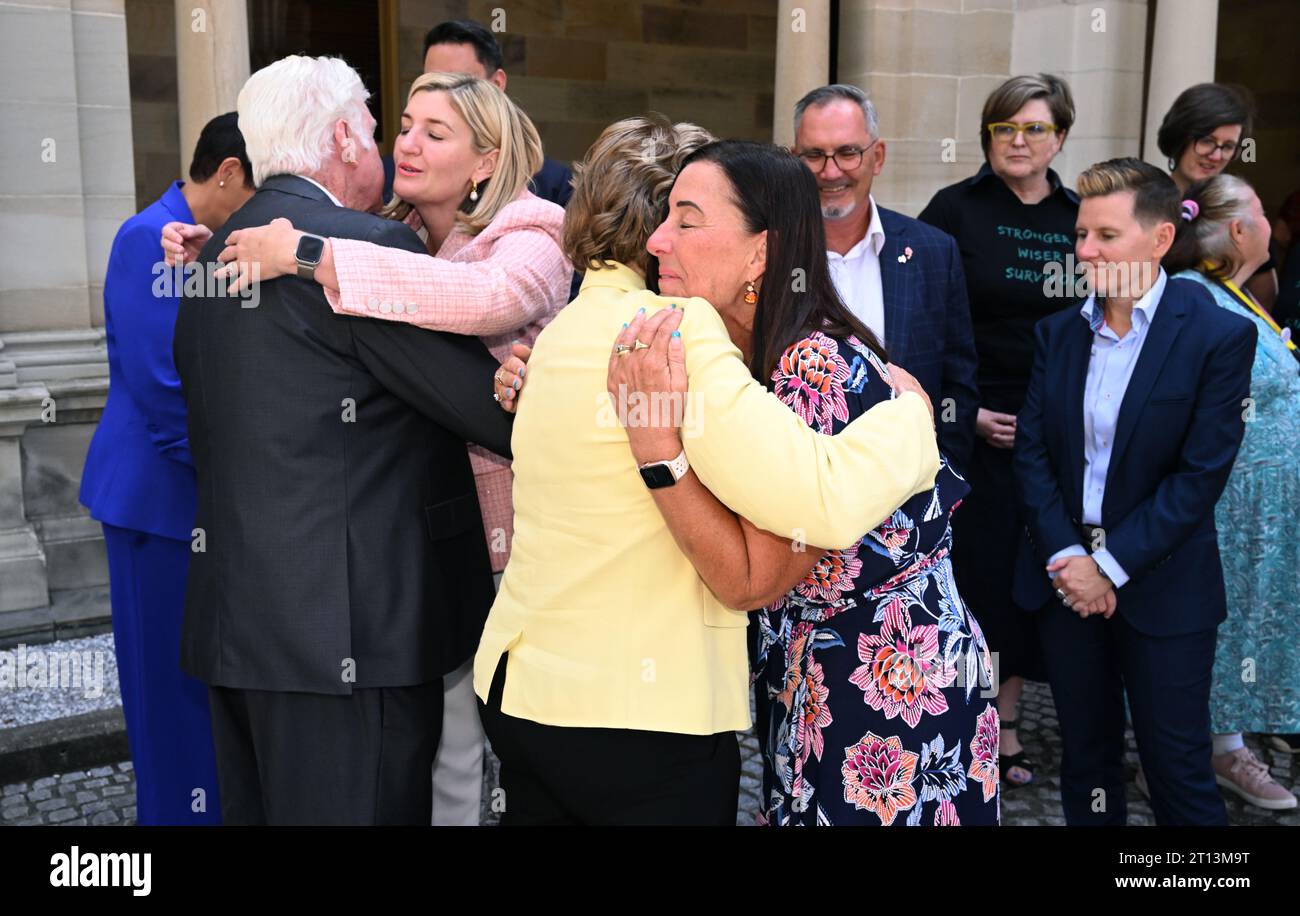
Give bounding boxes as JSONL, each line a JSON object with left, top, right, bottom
{"left": 172, "top": 55, "right": 513, "bottom": 825}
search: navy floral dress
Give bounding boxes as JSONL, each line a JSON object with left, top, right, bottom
{"left": 754, "top": 331, "right": 1000, "bottom": 826}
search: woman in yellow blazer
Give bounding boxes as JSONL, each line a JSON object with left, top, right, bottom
{"left": 475, "top": 116, "right": 941, "bottom": 825}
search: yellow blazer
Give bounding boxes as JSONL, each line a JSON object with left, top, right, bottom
{"left": 473, "top": 262, "right": 940, "bottom": 735}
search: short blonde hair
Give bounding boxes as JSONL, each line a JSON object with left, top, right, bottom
{"left": 1076, "top": 156, "right": 1180, "bottom": 227}
{"left": 563, "top": 115, "right": 714, "bottom": 273}
{"left": 383, "top": 72, "right": 543, "bottom": 235}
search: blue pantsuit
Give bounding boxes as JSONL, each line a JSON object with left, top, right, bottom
{"left": 81, "top": 180, "right": 221, "bottom": 824}
{"left": 103, "top": 524, "right": 220, "bottom": 824}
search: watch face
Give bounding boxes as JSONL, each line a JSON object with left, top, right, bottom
{"left": 296, "top": 235, "right": 326, "bottom": 265}
{"left": 639, "top": 463, "right": 676, "bottom": 489}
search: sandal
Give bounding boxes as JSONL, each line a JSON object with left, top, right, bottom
{"left": 998, "top": 718, "right": 1036, "bottom": 789}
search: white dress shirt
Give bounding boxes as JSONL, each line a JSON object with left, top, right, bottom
{"left": 1048, "top": 267, "right": 1168, "bottom": 588}
{"left": 826, "top": 195, "right": 887, "bottom": 343}
{"left": 295, "top": 174, "right": 342, "bottom": 207}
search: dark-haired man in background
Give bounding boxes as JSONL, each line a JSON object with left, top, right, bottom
{"left": 80, "top": 111, "right": 256, "bottom": 825}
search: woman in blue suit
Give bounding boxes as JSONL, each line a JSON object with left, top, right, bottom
{"left": 1013, "top": 159, "right": 1255, "bottom": 826}
{"left": 80, "top": 113, "right": 254, "bottom": 825}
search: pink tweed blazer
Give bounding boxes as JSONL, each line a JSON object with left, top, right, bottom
{"left": 324, "top": 190, "right": 571, "bottom": 572}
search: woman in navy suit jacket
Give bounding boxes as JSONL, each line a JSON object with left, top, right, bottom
{"left": 1013, "top": 159, "right": 1255, "bottom": 826}
{"left": 80, "top": 113, "right": 254, "bottom": 825}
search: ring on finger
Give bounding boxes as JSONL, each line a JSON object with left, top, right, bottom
{"left": 633, "top": 340, "right": 651, "bottom": 350}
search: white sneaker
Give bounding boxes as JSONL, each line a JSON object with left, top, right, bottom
{"left": 1213, "top": 747, "right": 1298, "bottom": 810}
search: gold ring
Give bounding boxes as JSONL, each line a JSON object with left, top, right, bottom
{"left": 633, "top": 340, "right": 651, "bottom": 350}
{"left": 614, "top": 344, "right": 632, "bottom": 355}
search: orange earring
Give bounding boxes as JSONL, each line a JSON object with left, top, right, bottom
{"left": 743, "top": 281, "right": 758, "bottom": 305}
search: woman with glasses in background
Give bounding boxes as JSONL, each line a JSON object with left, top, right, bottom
{"left": 919, "top": 73, "right": 1080, "bottom": 792}
{"left": 1157, "top": 83, "right": 1277, "bottom": 312}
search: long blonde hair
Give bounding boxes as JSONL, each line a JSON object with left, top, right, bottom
{"left": 382, "top": 72, "right": 544, "bottom": 235}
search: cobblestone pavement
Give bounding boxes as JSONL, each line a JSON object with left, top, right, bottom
{"left": 6, "top": 682, "right": 1295, "bottom": 826}
{"left": 1, "top": 762, "right": 136, "bottom": 826}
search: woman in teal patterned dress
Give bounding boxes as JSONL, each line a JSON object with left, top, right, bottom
{"left": 1167, "top": 174, "right": 1300, "bottom": 811}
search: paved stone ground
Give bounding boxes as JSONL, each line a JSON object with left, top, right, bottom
{"left": 6, "top": 682, "right": 1295, "bottom": 826}
{"left": 1, "top": 762, "right": 136, "bottom": 826}
{"left": 0, "top": 633, "right": 120, "bottom": 729}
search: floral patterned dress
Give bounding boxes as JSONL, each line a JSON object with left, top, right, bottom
{"left": 754, "top": 331, "right": 1000, "bottom": 826}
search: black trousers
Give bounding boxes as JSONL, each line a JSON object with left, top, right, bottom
{"left": 208, "top": 681, "right": 443, "bottom": 825}
{"left": 479, "top": 656, "right": 741, "bottom": 825}
{"left": 1038, "top": 599, "right": 1227, "bottom": 826}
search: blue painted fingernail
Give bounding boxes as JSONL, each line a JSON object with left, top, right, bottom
{"left": 513, "top": 379, "right": 520, "bottom": 390}
{"left": 638, "top": 307, "right": 646, "bottom": 315}
{"left": 622, "top": 322, "right": 628, "bottom": 329}
{"left": 670, "top": 303, "right": 677, "bottom": 309}
{"left": 671, "top": 330, "right": 681, "bottom": 338}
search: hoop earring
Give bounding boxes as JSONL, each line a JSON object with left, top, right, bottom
{"left": 743, "top": 280, "right": 758, "bottom": 305}
{"left": 469, "top": 180, "right": 479, "bottom": 203}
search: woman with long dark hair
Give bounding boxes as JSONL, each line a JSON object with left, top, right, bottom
{"left": 475, "top": 122, "right": 941, "bottom": 825}
{"left": 609, "top": 140, "right": 999, "bottom": 825}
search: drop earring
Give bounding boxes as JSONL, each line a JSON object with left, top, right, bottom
{"left": 743, "top": 280, "right": 757, "bottom": 305}
{"left": 469, "top": 180, "right": 479, "bottom": 202}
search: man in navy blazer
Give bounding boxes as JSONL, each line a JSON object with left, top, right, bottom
{"left": 792, "top": 85, "right": 979, "bottom": 469}
{"left": 79, "top": 113, "right": 255, "bottom": 825}
{"left": 1013, "top": 159, "right": 1255, "bottom": 826}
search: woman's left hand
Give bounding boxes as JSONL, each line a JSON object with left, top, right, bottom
{"left": 606, "top": 305, "right": 687, "bottom": 463}
{"left": 493, "top": 340, "right": 531, "bottom": 414}
{"left": 215, "top": 218, "right": 303, "bottom": 293}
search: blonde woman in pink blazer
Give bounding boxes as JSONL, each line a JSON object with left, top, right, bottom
{"left": 164, "top": 72, "right": 570, "bottom": 825}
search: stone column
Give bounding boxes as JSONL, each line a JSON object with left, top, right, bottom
{"left": 174, "top": 0, "right": 250, "bottom": 173}
{"left": 772, "top": 0, "right": 832, "bottom": 147}
{"left": 836, "top": 0, "right": 1013, "bottom": 215}
{"left": 1143, "top": 0, "right": 1218, "bottom": 169}
{"left": 0, "top": 0, "right": 129, "bottom": 642}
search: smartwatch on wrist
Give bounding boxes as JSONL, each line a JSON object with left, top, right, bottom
{"left": 295, "top": 233, "right": 328, "bottom": 281}
{"left": 638, "top": 449, "right": 689, "bottom": 490}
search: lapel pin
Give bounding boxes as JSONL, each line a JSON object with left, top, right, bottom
{"left": 897, "top": 246, "right": 913, "bottom": 264}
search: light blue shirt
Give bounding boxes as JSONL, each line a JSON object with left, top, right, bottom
{"left": 1047, "top": 267, "right": 1168, "bottom": 588}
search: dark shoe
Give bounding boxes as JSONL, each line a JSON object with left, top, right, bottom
{"left": 999, "top": 718, "right": 1035, "bottom": 789}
